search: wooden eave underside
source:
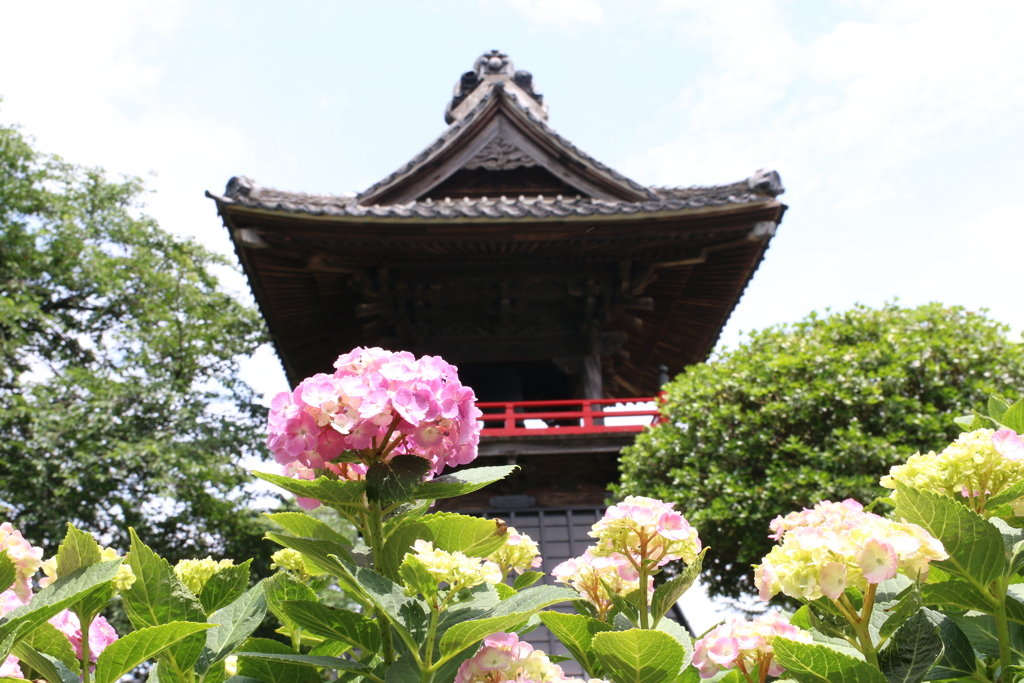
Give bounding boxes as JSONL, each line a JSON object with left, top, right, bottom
{"left": 221, "top": 200, "right": 785, "bottom": 393}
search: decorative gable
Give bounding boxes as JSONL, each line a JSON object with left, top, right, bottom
{"left": 464, "top": 137, "right": 537, "bottom": 171}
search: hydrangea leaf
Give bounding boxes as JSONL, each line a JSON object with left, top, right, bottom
{"left": 383, "top": 654, "right": 419, "bottom": 683}
{"left": 591, "top": 629, "right": 685, "bottom": 683}
{"left": 199, "top": 560, "right": 252, "bottom": 615}
{"left": 276, "top": 599, "right": 381, "bottom": 654}
{"left": 538, "top": 611, "right": 611, "bottom": 678}
{"left": 438, "top": 612, "right": 531, "bottom": 656}
{"left": 18, "top": 622, "right": 80, "bottom": 673}
{"left": 654, "top": 617, "right": 692, "bottom": 669}
{"left": 512, "top": 571, "right": 543, "bottom": 591}
{"left": 873, "top": 580, "right": 921, "bottom": 640}
{"left": 381, "top": 521, "right": 432, "bottom": 582}
{"left": 263, "top": 572, "right": 319, "bottom": 635}
{"left": 919, "top": 609, "right": 979, "bottom": 681}
{"left": 773, "top": 638, "right": 886, "bottom": 683}
{"left": 421, "top": 513, "right": 508, "bottom": 558}
{"left": 921, "top": 579, "right": 996, "bottom": 613}
{"left": 251, "top": 473, "right": 367, "bottom": 511}
{"left": 263, "top": 534, "right": 355, "bottom": 580}
{"left": 999, "top": 397, "right": 1024, "bottom": 432}
{"left": 195, "top": 582, "right": 267, "bottom": 675}
{"left": 876, "top": 610, "right": 943, "bottom": 683}
{"left": 265, "top": 513, "right": 352, "bottom": 546}
{"left": 650, "top": 548, "right": 705, "bottom": 626}
{"left": 367, "top": 456, "right": 431, "bottom": 504}
{"left": 414, "top": 465, "right": 516, "bottom": 501}
{"left": 236, "top": 638, "right": 322, "bottom": 683}
{"left": 399, "top": 556, "right": 437, "bottom": 600}
{"left": 485, "top": 584, "right": 577, "bottom": 617}
{"left": 94, "top": 622, "right": 214, "bottom": 683}
{"left": 54, "top": 524, "right": 103, "bottom": 577}
{"left": 989, "top": 397, "right": 1011, "bottom": 422}
{"left": 10, "top": 646, "right": 78, "bottom": 683}
{"left": 236, "top": 650, "right": 369, "bottom": 671}
{"left": 0, "top": 559, "right": 122, "bottom": 646}
{"left": 0, "top": 553, "right": 15, "bottom": 598}
{"left": 894, "top": 482, "right": 1005, "bottom": 585}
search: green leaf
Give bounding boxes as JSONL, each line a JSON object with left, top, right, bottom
{"left": 773, "top": 638, "right": 887, "bottom": 683}
{"left": 18, "top": 623, "right": 79, "bottom": 673}
{"left": 494, "top": 583, "right": 517, "bottom": 600}
{"left": 55, "top": 524, "right": 103, "bottom": 577}
{"left": 399, "top": 556, "right": 437, "bottom": 600}
{"left": 987, "top": 480, "right": 1024, "bottom": 510}
{"left": 894, "top": 482, "right": 1005, "bottom": 585}
{"left": 94, "top": 622, "right": 214, "bottom": 683}
{"left": 120, "top": 530, "right": 207, "bottom": 675}
{"left": 603, "top": 580, "right": 639, "bottom": 627}
{"left": 439, "top": 612, "right": 533, "bottom": 656}
{"left": 277, "top": 600, "right": 381, "bottom": 654}
{"left": 651, "top": 549, "right": 705, "bottom": 626}
{"left": 381, "top": 521, "right": 432, "bottom": 582}
{"left": 263, "top": 572, "right": 319, "bottom": 634}
{"left": 266, "top": 512, "right": 352, "bottom": 545}
{"left": 200, "top": 560, "right": 252, "bottom": 615}
{"left": 236, "top": 638, "right": 321, "bottom": 683}
{"left": 235, "top": 651, "right": 369, "bottom": 671}
{"left": 263, "top": 534, "right": 355, "bottom": 580}
{"left": 422, "top": 513, "right": 508, "bottom": 558}
{"left": 367, "top": 455, "right": 431, "bottom": 504}
{"left": 513, "top": 572, "right": 543, "bottom": 591}
{"left": 876, "top": 610, "right": 943, "bottom": 683}
{"left": 591, "top": 629, "right": 686, "bottom": 683}
{"left": 251, "top": 472, "right": 367, "bottom": 511}
{"left": 989, "top": 396, "right": 1010, "bottom": 421}
{"left": 873, "top": 578, "right": 920, "bottom": 641}
{"left": 196, "top": 582, "right": 267, "bottom": 675}
{"left": 384, "top": 501, "right": 432, "bottom": 538}
{"left": 0, "top": 553, "right": 16, "bottom": 596}
{"left": 921, "top": 579, "right": 995, "bottom": 613}
{"left": 654, "top": 618, "right": 693, "bottom": 669}
{"left": 921, "top": 609, "right": 979, "bottom": 681}
{"left": 487, "top": 584, "right": 578, "bottom": 617}
{"left": 539, "top": 612, "right": 610, "bottom": 678}
{"left": 1000, "top": 397, "right": 1024, "bottom": 432}
{"left": 0, "top": 560, "right": 122, "bottom": 645}
{"left": 414, "top": 465, "right": 516, "bottom": 501}
{"left": 954, "top": 412, "right": 989, "bottom": 431}
{"left": 10, "top": 646, "right": 77, "bottom": 683}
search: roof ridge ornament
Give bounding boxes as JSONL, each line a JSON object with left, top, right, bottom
{"left": 445, "top": 50, "right": 548, "bottom": 125}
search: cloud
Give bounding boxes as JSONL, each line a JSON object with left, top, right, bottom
{"left": 493, "top": 0, "right": 605, "bottom": 32}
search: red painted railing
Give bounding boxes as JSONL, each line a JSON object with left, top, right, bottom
{"left": 477, "top": 398, "right": 659, "bottom": 437}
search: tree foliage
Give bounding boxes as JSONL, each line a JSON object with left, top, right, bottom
{"left": 0, "top": 119, "right": 276, "bottom": 570}
{"left": 614, "top": 303, "right": 1024, "bottom": 599}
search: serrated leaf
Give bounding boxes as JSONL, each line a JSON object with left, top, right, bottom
{"left": 399, "top": 556, "right": 437, "bottom": 600}
{"left": 266, "top": 513, "right": 352, "bottom": 545}
{"left": 513, "top": 572, "right": 543, "bottom": 591}
{"left": 263, "top": 572, "right": 319, "bottom": 633}
{"left": 264, "top": 534, "right": 355, "bottom": 580}
{"left": 987, "top": 480, "right": 1024, "bottom": 510}
{"left": 236, "top": 638, "right": 321, "bottom": 683}
{"left": 773, "top": 638, "right": 887, "bottom": 683}
{"left": 277, "top": 600, "right": 381, "bottom": 654}
{"left": 252, "top": 472, "right": 367, "bottom": 511}
{"left": 18, "top": 622, "right": 79, "bottom": 673}
{"left": 235, "top": 651, "right": 369, "bottom": 671}
{"left": 10, "top": 646, "right": 78, "bottom": 683}
{"left": 1000, "top": 397, "right": 1024, "bottom": 432}
{"left": 195, "top": 582, "right": 267, "bottom": 675}
{"left": 989, "top": 397, "right": 1010, "bottom": 421}
{"left": 422, "top": 513, "right": 508, "bottom": 558}
{"left": 414, "top": 465, "right": 516, "bottom": 500}
{"left": 55, "top": 524, "right": 103, "bottom": 577}
{"left": 367, "top": 455, "right": 431, "bottom": 504}
{"left": 603, "top": 580, "right": 639, "bottom": 627}
{"left": 655, "top": 618, "right": 692, "bottom": 669}
{"left": 0, "top": 553, "right": 15, "bottom": 597}
{"left": 651, "top": 549, "right": 705, "bottom": 626}
{"left": 200, "top": 561, "right": 252, "bottom": 615}
{"left": 384, "top": 500, "right": 432, "bottom": 538}
{"left": 0, "top": 560, "right": 122, "bottom": 645}
{"left": 592, "top": 629, "right": 685, "bottom": 683}
{"left": 381, "top": 521, "right": 432, "bottom": 581}
{"left": 920, "top": 609, "right": 979, "bottom": 681}
{"left": 439, "top": 612, "right": 532, "bottom": 656}
{"left": 539, "top": 612, "right": 611, "bottom": 678}
{"left": 894, "top": 483, "right": 1005, "bottom": 585}
{"left": 487, "top": 584, "right": 577, "bottom": 617}
{"left": 877, "top": 611, "right": 943, "bottom": 683}
{"left": 921, "top": 579, "right": 995, "bottom": 613}
{"left": 94, "top": 622, "right": 213, "bottom": 683}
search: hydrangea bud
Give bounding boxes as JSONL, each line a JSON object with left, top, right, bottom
{"left": 488, "top": 527, "right": 541, "bottom": 578}
{"left": 755, "top": 500, "right": 947, "bottom": 602}
{"left": 589, "top": 496, "right": 700, "bottom": 568}
{"left": 881, "top": 429, "right": 1024, "bottom": 515}
{"left": 692, "top": 613, "right": 812, "bottom": 679}
{"left": 404, "top": 540, "right": 501, "bottom": 593}
{"left": 552, "top": 549, "right": 650, "bottom": 619}
{"left": 455, "top": 632, "right": 573, "bottom": 683}
{"left": 0, "top": 523, "right": 44, "bottom": 602}
{"left": 173, "top": 558, "right": 235, "bottom": 595}
{"left": 267, "top": 348, "right": 482, "bottom": 507}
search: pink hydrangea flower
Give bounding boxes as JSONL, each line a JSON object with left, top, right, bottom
{"left": 993, "top": 429, "right": 1024, "bottom": 461}
{"left": 0, "top": 655, "right": 23, "bottom": 679}
{"left": 49, "top": 611, "right": 118, "bottom": 663}
{"left": 266, "top": 348, "right": 483, "bottom": 507}
{"left": 456, "top": 632, "right": 570, "bottom": 683}
{"left": 552, "top": 549, "right": 650, "bottom": 619}
{"left": 0, "top": 523, "right": 44, "bottom": 602}
{"left": 692, "top": 613, "right": 811, "bottom": 679}
{"left": 589, "top": 496, "right": 701, "bottom": 567}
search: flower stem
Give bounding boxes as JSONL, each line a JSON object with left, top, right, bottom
{"left": 366, "top": 499, "right": 396, "bottom": 665}
{"left": 80, "top": 614, "right": 92, "bottom": 683}
{"left": 993, "top": 577, "right": 1012, "bottom": 683}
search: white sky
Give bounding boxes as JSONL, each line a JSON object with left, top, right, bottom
{"left": 2, "top": 0, "right": 1022, "bottom": 627}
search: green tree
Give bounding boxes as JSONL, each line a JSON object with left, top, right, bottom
{"left": 0, "top": 119, "right": 276, "bottom": 571}
{"left": 614, "top": 302, "right": 1024, "bottom": 599}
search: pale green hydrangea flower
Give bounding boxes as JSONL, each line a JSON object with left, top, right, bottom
{"left": 487, "top": 527, "right": 541, "bottom": 579}
{"left": 405, "top": 539, "right": 501, "bottom": 592}
{"left": 174, "top": 557, "right": 234, "bottom": 595}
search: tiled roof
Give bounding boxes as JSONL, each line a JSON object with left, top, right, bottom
{"left": 208, "top": 169, "right": 783, "bottom": 221}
